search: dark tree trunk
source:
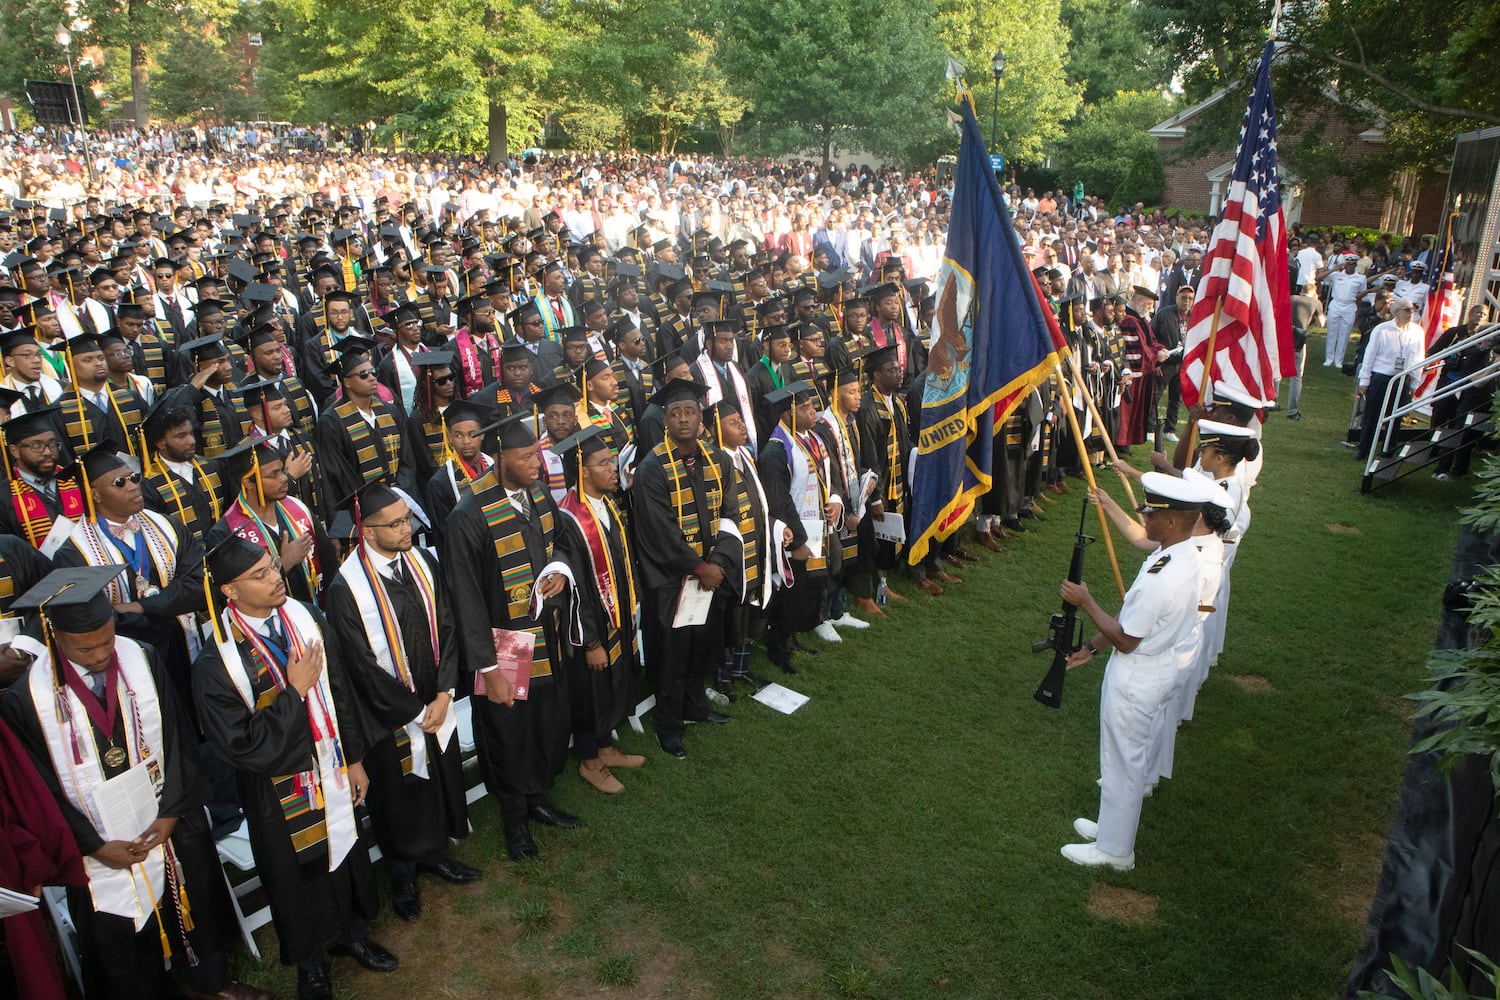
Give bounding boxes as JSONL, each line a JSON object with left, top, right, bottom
{"left": 131, "top": 42, "right": 149, "bottom": 127}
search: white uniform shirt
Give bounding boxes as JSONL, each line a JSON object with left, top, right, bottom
{"left": 1328, "top": 270, "right": 1367, "bottom": 305}
{"left": 1113, "top": 537, "right": 1204, "bottom": 669}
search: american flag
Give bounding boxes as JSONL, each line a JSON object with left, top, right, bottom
{"left": 1180, "top": 40, "right": 1295, "bottom": 408}
{"left": 1414, "top": 221, "right": 1464, "bottom": 398}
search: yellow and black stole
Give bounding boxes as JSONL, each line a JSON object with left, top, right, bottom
{"left": 873, "top": 392, "right": 908, "bottom": 514}
{"left": 650, "top": 440, "right": 724, "bottom": 558}
{"left": 146, "top": 461, "right": 224, "bottom": 549}
{"left": 471, "top": 470, "right": 559, "bottom": 680}
{"left": 335, "top": 400, "right": 402, "bottom": 484}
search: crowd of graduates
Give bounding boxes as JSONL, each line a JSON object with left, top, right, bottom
{"left": 0, "top": 148, "right": 1271, "bottom": 1000}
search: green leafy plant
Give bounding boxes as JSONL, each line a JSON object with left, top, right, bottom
{"left": 1357, "top": 948, "right": 1500, "bottom": 999}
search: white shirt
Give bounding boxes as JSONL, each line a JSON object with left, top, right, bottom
{"left": 1328, "top": 270, "right": 1366, "bottom": 305}
{"left": 1113, "top": 537, "right": 1204, "bottom": 667}
{"left": 1295, "top": 247, "right": 1324, "bottom": 288}
{"left": 161, "top": 458, "right": 196, "bottom": 484}
{"left": 583, "top": 492, "right": 612, "bottom": 532}
{"left": 1358, "top": 319, "right": 1425, "bottom": 386}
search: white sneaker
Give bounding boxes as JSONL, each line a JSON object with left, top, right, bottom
{"left": 1073, "top": 817, "right": 1098, "bottom": 841}
{"left": 832, "top": 613, "right": 871, "bottom": 630}
{"left": 705, "top": 686, "right": 730, "bottom": 706}
{"left": 1164, "top": 432, "right": 1179, "bottom": 443}
{"left": 813, "top": 622, "right": 842, "bottom": 643}
{"left": 1061, "top": 842, "right": 1135, "bottom": 870}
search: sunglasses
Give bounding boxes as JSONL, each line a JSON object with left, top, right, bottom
{"left": 432, "top": 374, "right": 455, "bottom": 385}
{"left": 108, "top": 472, "right": 143, "bottom": 488}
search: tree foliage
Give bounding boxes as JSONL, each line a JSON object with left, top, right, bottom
{"left": 1060, "top": 0, "right": 1171, "bottom": 105}
{"left": 717, "top": 0, "right": 947, "bottom": 171}
{"left": 1052, "top": 91, "right": 1172, "bottom": 206}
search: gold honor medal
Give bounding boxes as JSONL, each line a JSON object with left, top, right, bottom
{"left": 103, "top": 745, "right": 128, "bottom": 768}
{"left": 509, "top": 583, "right": 531, "bottom": 605}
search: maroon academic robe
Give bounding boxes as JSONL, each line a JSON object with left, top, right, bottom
{"left": 1114, "top": 312, "right": 1160, "bottom": 447}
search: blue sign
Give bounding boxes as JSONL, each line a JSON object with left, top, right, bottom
{"left": 989, "top": 154, "right": 1005, "bottom": 172}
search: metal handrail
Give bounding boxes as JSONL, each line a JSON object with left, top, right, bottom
{"left": 1362, "top": 321, "right": 1500, "bottom": 478}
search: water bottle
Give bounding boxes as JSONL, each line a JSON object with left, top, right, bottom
{"left": 876, "top": 576, "right": 888, "bottom": 606}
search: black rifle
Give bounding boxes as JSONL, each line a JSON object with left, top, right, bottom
{"left": 1032, "top": 497, "right": 1093, "bottom": 708}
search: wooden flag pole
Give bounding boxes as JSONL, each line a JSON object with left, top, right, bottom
{"left": 1063, "top": 345, "right": 1143, "bottom": 521}
{"left": 1053, "top": 365, "right": 1125, "bottom": 598}
{"left": 1182, "top": 298, "right": 1226, "bottom": 461}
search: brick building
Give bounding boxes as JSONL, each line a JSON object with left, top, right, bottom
{"left": 1149, "top": 89, "right": 1446, "bottom": 238}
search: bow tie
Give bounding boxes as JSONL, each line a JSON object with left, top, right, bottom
{"left": 108, "top": 516, "right": 143, "bottom": 541}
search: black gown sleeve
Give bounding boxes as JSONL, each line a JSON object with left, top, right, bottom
{"left": 631, "top": 457, "right": 709, "bottom": 582}
{"left": 314, "top": 410, "right": 361, "bottom": 510}
{"left": 193, "top": 637, "right": 317, "bottom": 777}
{"left": 324, "top": 575, "right": 426, "bottom": 749}
{"left": 440, "top": 500, "right": 499, "bottom": 671}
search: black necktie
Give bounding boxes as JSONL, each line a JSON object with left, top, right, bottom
{"left": 264, "top": 615, "right": 287, "bottom": 654}
{"left": 389, "top": 558, "right": 407, "bottom": 586}
{"left": 88, "top": 670, "right": 107, "bottom": 703}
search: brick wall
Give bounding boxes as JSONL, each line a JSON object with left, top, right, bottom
{"left": 1155, "top": 108, "right": 1442, "bottom": 232}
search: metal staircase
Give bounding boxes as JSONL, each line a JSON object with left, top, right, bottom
{"left": 1360, "top": 322, "right": 1500, "bottom": 494}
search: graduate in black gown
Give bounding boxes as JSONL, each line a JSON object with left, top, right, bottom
{"left": 422, "top": 400, "right": 496, "bottom": 549}
{"left": 551, "top": 427, "right": 647, "bottom": 796}
{"left": 312, "top": 338, "right": 421, "bottom": 507}
{"left": 0, "top": 533, "right": 53, "bottom": 686}
{"left": 2, "top": 566, "right": 259, "bottom": 1000}
{"left": 440, "top": 412, "right": 580, "bottom": 862}
{"left": 193, "top": 537, "right": 396, "bottom": 1000}
{"left": 630, "top": 378, "right": 739, "bottom": 759}
{"left": 324, "top": 482, "right": 479, "bottom": 922}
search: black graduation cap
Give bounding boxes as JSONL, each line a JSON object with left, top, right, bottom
{"left": 760, "top": 323, "right": 791, "bottom": 343}
{"left": 763, "top": 379, "right": 815, "bottom": 415}
{"left": 864, "top": 345, "right": 900, "bottom": 371}
{"left": 755, "top": 296, "right": 788, "bottom": 317}
{"left": 692, "top": 289, "right": 725, "bottom": 310}
{"left": 0, "top": 387, "right": 23, "bottom": 411}
{"left": 558, "top": 326, "right": 590, "bottom": 345}
{"left": 243, "top": 282, "right": 279, "bottom": 305}
{"left": 442, "top": 400, "right": 491, "bottom": 429}
{"left": 500, "top": 338, "right": 534, "bottom": 364}
{"left": 180, "top": 333, "right": 230, "bottom": 362}
{"left": 0, "top": 329, "right": 39, "bottom": 354}
{"left": 481, "top": 411, "right": 538, "bottom": 450}
{"left": 234, "top": 377, "right": 285, "bottom": 405}
{"left": 667, "top": 277, "right": 695, "bottom": 300}
{"left": 48, "top": 332, "right": 105, "bottom": 356}
{"left": 3, "top": 405, "right": 64, "bottom": 442}
{"left": 322, "top": 336, "right": 378, "bottom": 379}
{"left": 579, "top": 357, "right": 613, "bottom": 382}
{"left": 533, "top": 379, "right": 582, "bottom": 410}
{"left": 817, "top": 268, "right": 854, "bottom": 291}
{"left": 206, "top": 533, "right": 267, "bottom": 585}
{"left": 225, "top": 259, "right": 258, "bottom": 285}
{"left": 651, "top": 264, "right": 685, "bottom": 285}
{"left": 411, "top": 350, "right": 456, "bottom": 371}
{"left": 12, "top": 565, "right": 126, "bottom": 634}
{"left": 647, "top": 377, "right": 710, "bottom": 409}
{"left": 794, "top": 320, "right": 826, "bottom": 341}
{"left": 551, "top": 425, "right": 608, "bottom": 473}
{"left": 506, "top": 301, "right": 541, "bottom": 329}
{"left": 79, "top": 443, "right": 130, "bottom": 483}
{"left": 579, "top": 298, "right": 606, "bottom": 318}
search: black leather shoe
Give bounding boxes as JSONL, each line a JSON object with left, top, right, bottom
{"left": 391, "top": 880, "right": 420, "bottom": 921}
{"left": 740, "top": 671, "right": 769, "bottom": 688}
{"left": 657, "top": 734, "right": 687, "bottom": 758}
{"left": 1019, "top": 508, "right": 1045, "bottom": 522}
{"left": 296, "top": 964, "right": 332, "bottom": 1000}
{"left": 528, "top": 801, "right": 582, "bottom": 829}
{"left": 505, "top": 825, "right": 539, "bottom": 861}
{"left": 1002, "top": 518, "right": 1025, "bottom": 532}
{"left": 688, "top": 711, "right": 730, "bottom": 725}
{"left": 332, "top": 937, "right": 398, "bottom": 973}
{"left": 418, "top": 858, "right": 482, "bottom": 884}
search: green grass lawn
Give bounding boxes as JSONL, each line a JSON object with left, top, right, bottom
{"left": 234, "top": 339, "right": 1474, "bottom": 999}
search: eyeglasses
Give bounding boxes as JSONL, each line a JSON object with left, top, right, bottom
{"left": 108, "top": 472, "right": 143, "bottom": 488}
{"left": 366, "top": 515, "right": 413, "bottom": 529}
{"left": 17, "top": 440, "right": 60, "bottom": 453}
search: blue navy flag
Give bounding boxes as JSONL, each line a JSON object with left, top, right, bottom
{"left": 906, "top": 98, "right": 1061, "bottom": 566}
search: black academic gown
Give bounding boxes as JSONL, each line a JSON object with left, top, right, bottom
{"left": 141, "top": 460, "right": 225, "bottom": 550}
{"left": 441, "top": 480, "right": 571, "bottom": 825}
{"left": 423, "top": 457, "right": 490, "bottom": 549}
{"left": 192, "top": 603, "right": 378, "bottom": 965}
{"left": 0, "top": 535, "right": 52, "bottom": 621}
{"left": 158, "top": 383, "right": 246, "bottom": 459}
{"left": 2, "top": 644, "right": 234, "bottom": 1000}
{"left": 325, "top": 549, "right": 466, "bottom": 863}
{"left": 554, "top": 497, "right": 637, "bottom": 742}
{"left": 313, "top": 400, "right": 421, "bottom": 509}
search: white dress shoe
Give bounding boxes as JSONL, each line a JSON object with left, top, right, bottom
{"left": 813, "top": 622, "right": 842, "bottom": 643}
{"left": 832, "top": 613, "right": 870, "bottom": 630}
{"left": 1061, "top": 842, "right": 1135, "bottom": 870}
{"left": 1073, "top": 817, "right": 1098, "bottom": 841}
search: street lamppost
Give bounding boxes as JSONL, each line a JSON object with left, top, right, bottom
{"left": 990, "top": 48, "right": 1006, "bottom": 158}
{"left": 55, "top": 24, "right": 95, "bottom": 187}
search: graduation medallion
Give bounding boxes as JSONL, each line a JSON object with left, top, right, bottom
{"left": 103, "top": 744, "right": 128, "bottom": 768}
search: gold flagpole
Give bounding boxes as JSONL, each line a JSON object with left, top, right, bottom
{"left": 1063, "top": 344, "right": 1143, "bottom": 520}
{"left": 1053, "top": 365, "right": 1124, "bottom": 598}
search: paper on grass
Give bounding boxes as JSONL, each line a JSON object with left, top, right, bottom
{"left": 752, "top": 682, "right": 809, "bottom": 715}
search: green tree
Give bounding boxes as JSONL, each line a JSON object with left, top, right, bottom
{"left": 934, "top": 0, "right": 1081, "bottom": 166}
{"left": 717, "top": 0, "right": 947, "bottom": 171}
{"left": 255, "top": 0, "right": 562, "bottom": 163}
{"left": 0, "top": 0, "right": 95, "bottom": 120}
{"left": 1051, "top": 90, "right": 1173, "bottom": 206}
{"left": 1060, "top": 0, "right": 1172, "bottom": 104}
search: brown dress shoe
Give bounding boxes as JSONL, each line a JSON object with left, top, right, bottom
{"left": 597, "top": 745, "right": 646, "bottom": 768}
{"left": 942, "top": 553, "right": 964, "bottom": 567}
{"left": 933, "top": 570, "right": 962, "bottom": 585}
{"left": 1050, "top": 482, "right": 1067, "bottom": 495}
{"left": 854, "top": 596, "right": 888, "bottom": 618}
{"left": 952, "top": 546, "right": 978, "bottom": 563}
{"left": 989, "top": 524, "right": 1013, "bottom": 541}
{"left": 883, "top": 587, "right": 910, "bottom": 603}
{"left": 916, "top": 578, "right": 944, "bottom": 596}
{"left": 580, "top": 759, "right": 625, "bottom": 794}
{"left": 975, "top": 531, "right": 1001, "bottom": 551}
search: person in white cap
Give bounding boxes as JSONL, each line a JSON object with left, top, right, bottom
{"left": 1356, "top": 298, "right": 1426, "bottom": 460}
{"left": 1056, "top": 471, "right": 1208, "bottom": 870}
{"left": 1324, "top": 254, "right": 1367, "bottom": 367}
{"left": 1393, "top": 261, "right": 1431, "bottom": 320}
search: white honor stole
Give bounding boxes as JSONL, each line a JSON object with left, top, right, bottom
{"left": 334, "top": 546, "right": 455, "bottom": 780}
{"left": 25, "top": 639, "right": 165, "bottom": 928}
{"left": 695, "top": 354, "right": 759, "bottom": 451}
{"left": 68, "top": 511, "right": 199, "bottom": 656}
{"left": 215, "top": 601, "right": 359, "bottom": 871}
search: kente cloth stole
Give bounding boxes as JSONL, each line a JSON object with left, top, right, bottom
{"left": 651, "top": 441, "right": 723, "bottom": 558}
{"left": 472, "top": 471, "right": 558, "bottom": 679}
{"left": 558, "top": 491, "right": 636, "bottom": 662}
{"left": 335, "top": 400, "right": 401, "bottom": 482}
{"left": 12, "top": 477, "right": 85, "bottom": 548}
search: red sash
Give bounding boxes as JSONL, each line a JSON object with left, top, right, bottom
{"left": 11, "top": 479, "right": 85, "bottom": 548}
{"left": 559, "top": 491, "right": 619, "bottom": 628}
